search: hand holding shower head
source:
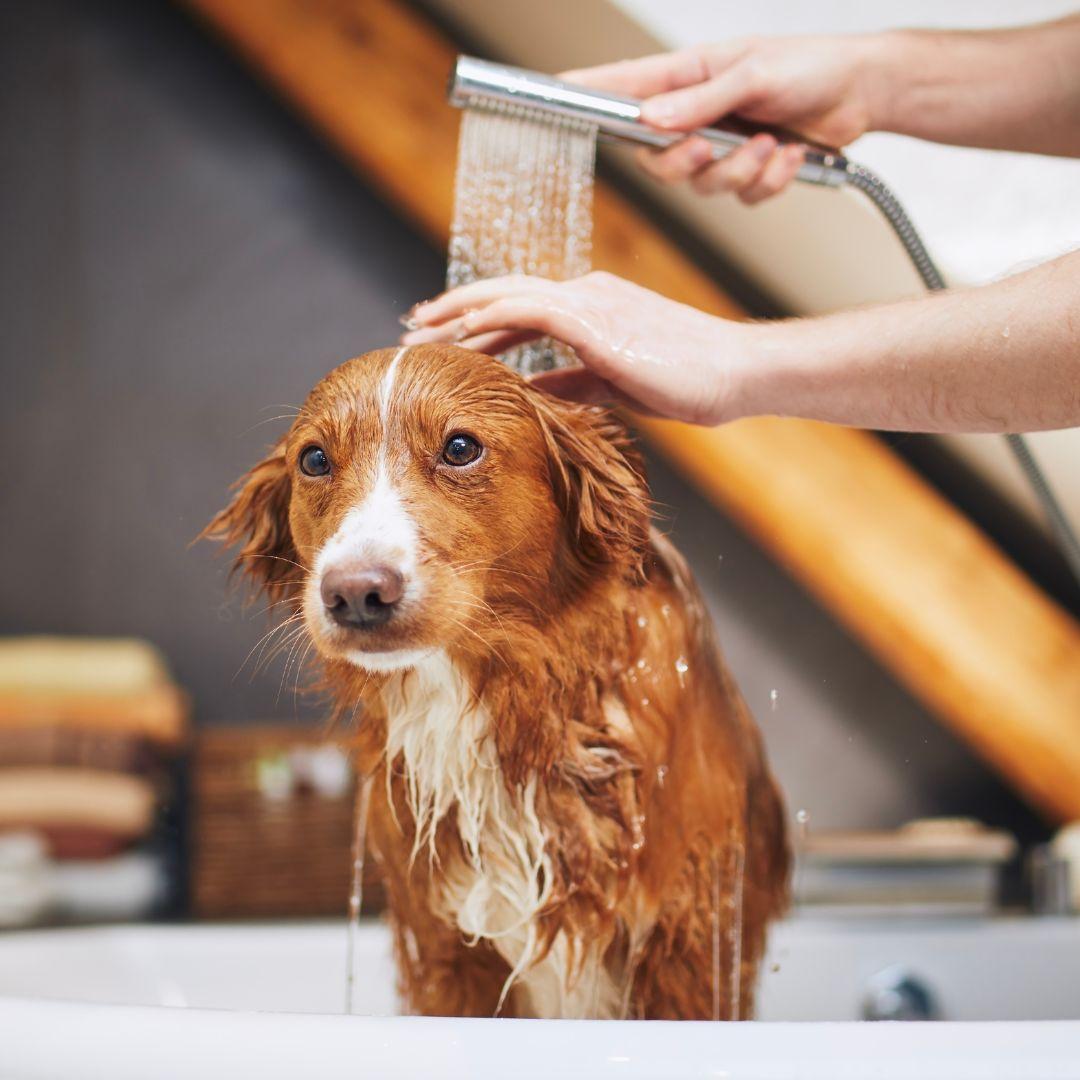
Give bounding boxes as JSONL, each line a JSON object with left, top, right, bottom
{"left": 448, "top": 55, "right": 850, "bottom": 188}
{"left": 446, "top": 54, "right": 1080, "bottom": 586}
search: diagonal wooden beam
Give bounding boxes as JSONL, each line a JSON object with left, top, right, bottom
{"left": 180, "top": 0, "right": 1080, "bottom": 822}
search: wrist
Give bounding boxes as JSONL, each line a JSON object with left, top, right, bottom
{"left": 717, "top": 320, "right": 800, "bottom": 424}
{"left": 856, "top": 29, "right": 924, "bottom": 134}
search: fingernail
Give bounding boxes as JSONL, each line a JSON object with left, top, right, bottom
{"left": 687, "top": 138, "right": 713, "bottom": 166}
{"left": 750, "top": 136, "right": 775, "bottom": 161}
{"left": 410, "top": 300, "right": 434, "bottom": 325}
{"left": 642, "top": 100, "right": 676, "bottom": 126}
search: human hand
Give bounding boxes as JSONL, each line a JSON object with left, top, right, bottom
{"left": 563, "top": 34, "right": 885, "bottom": 203}
{"left": 401, "top": 272, "right": 755, "bottom": 426}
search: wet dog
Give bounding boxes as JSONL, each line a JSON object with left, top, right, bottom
{"left": 207, "top": 343, "right": 788, "bottom": 1018}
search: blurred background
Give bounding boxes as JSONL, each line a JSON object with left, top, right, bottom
{"left": 1, "top": 0, "right": 1079, "bottom": 932}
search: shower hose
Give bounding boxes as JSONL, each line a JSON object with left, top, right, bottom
{"left": 843, "top": 161, "right": 1080, "bottom": 590}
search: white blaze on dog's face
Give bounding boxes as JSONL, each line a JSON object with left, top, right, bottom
{"left": 303, "top": 348, "right": 428, "bottom": 672}
{"left": 210, "top": 344, "right": 650, "bottom": 675}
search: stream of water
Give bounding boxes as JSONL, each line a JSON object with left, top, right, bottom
{"left": 344, "top": 774, "right": 373, "bottom": 1015}
{"left": 448, "top": 105, "right": 597, "bottom": 374}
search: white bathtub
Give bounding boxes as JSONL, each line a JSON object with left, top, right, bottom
{"left": 1, "top": 916, "right": 1078, "bottom": 1078}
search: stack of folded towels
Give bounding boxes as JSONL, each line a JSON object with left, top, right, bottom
{"left": 0, "top": 637, "right": 187, "bottom": 926}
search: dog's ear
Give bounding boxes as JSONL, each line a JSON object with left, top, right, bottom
{"left": 201, "top": 439, "right": 297, "bottom": 601}
{"left": 534, "top": 394, "right": 651, "bottom": 578}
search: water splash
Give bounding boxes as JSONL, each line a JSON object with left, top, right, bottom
{"left": 711, "top": 850, "right": 721, "bottom": 1022}
{"left": 710, "top": 827, "right": 746, "bottom": 1022}
{"left": 449, "top": 105, "right": 597, "bottom": 374}
{"left": 344, "top": 773, "right": 373, "bottom": 1015}
{"left": 674, "top": 657, "right": 688, "bottom": 688}
{"left": 792, "top": 808, "right": 811, "bottom": 910}
{"left": 728, "top": 833, "right": 745, "bottom": 1022}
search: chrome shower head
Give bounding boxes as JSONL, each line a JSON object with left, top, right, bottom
{"left": 448, "top": 55, "right": 850, "bottom": 188}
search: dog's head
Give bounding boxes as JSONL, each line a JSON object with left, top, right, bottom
{"left": 206, "top": 345, "right": 649, "bottom": 673}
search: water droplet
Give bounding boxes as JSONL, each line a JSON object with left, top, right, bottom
{"left": 674, "top": 656, "right": 688, "bottom": 687}
{"left": 640, "top": 697, "right": 650, "bottom": 707}
{"left": 1002, "top": 326, "right": 1010, "bottom": 340}
{"left": 636, "top": 658, "right": 647, "bottom": 670}
{"left": 656, "top": 764, "right": 668, "bottom": 786}
{"left": 794, "top": 808, "right": 810, "bottom": 845}
{"left": 769, "top": 688, "right": 779, "bottom": 710}
{"left": 660, "top": 604, "right": 672, "bottom": 621}
{"left": 636, "top": 615, "right": 647, "bottom": 628}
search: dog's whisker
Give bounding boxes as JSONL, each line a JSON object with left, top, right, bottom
{"left": 261, "top": 625, "right": 310, "bottom": 686}
{"left": 235, "top": 553, "right": 313, "bottom": 573}
{"left": 248, "top": 587, "right": 308, "bottom": 619}
{"left": 452, "top": 595, "right": 511, "bottom": 628}
{"left": 237, "top": 414, "right": 303, "bottom": 437}
{"left": 276, "top": 624, "right": 312, "bottom": 704}
{"left": 443, "top": 615, "right": 514, "bottom": 676}
{"left": 232, "top": 612, "right": 304, "bottom": 683}
{"left": 292, "top": 639, "right": 316, "bottom": 711}
{"left": 250, "top": 616, "right": 307, "bottom": 679}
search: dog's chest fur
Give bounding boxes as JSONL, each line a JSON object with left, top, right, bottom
{"left": 380, "top": 652, "right": 620, "bottom": 1018}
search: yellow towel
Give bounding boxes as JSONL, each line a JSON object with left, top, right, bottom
{"left": 0, "top": 638, "right": 187, "bottom": 745}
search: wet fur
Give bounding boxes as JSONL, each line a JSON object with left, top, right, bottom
{"left": 206, "top": 344, "right": 788, "bottom": 1019}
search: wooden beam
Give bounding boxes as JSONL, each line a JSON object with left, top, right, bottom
{"left": 180, "top": 0, "right": 1080, "bottom": 822}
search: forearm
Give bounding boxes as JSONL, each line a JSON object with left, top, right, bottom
{"left": 865, "top": 16, "right": 1080, "bottom": 156}
{"left": 739, "top": 249, "right": 1080, "bottom": 433}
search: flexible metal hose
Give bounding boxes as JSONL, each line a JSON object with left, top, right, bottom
{"left": 844, "top": 162, "right": 1080, "bottom": 589}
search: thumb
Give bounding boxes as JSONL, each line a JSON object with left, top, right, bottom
{"left": 528, "top": 367, "right": 613, "bottom": 405}
{"left": 528, "top": 367, "right": 668, "bottom": 418}
{"left": 641, "top": 67, "right": 752, "bottom": 130}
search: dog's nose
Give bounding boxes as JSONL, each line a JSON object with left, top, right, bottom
{"left": 320, "top": 565, "right": 405, "bottom": 628}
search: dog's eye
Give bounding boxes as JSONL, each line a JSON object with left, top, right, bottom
{"left": 299, "top": 445, "right": 331, "bottom": 477}
{"left": 442, "top": 434, "right": 482, "bottom": 467}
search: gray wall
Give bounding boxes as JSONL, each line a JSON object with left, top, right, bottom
{"left": 0, "top": 0, "right": 1039, "bottom": 834}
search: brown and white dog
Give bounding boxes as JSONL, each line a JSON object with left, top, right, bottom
{"left": 207, "top": 343, "right": 788, "bottom": 1020}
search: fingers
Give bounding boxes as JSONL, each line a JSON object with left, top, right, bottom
{"left": 635, "top": 135, "right": 714, "bottom": 185}
{"left": 528, "top": 366, "right": 613, "bottom": 405}
{"left": 406, "top": 275, "right": 555, "bottom": 328}
{"left": 641, "top": 66, "right": 752, "bottom": 131}
{"left": 634, "top": 132, "right": 799, "bottom": 203}
{"left": 738, "top": 143, "right": 805, "bottom": 204}
{"left": 458, "top": 296, "right": 578, "bottom": 345}
{"left": 403, "top": 293, "right": 582, "bottom": 357}
{"left": 457, "top": 329, "right": 541, "bottom": 355}
{"left": 528, "top": 367, "right": 667, "bottom": 418}
{"left": 558, "top": 48, "right": 711, "bottom": 98}
{"left": 689, "top": 133, "right": 775, "bottom": 195}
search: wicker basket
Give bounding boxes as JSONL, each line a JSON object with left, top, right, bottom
{"left": 191, "top": 724, "right": 384, "bottom": 919}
